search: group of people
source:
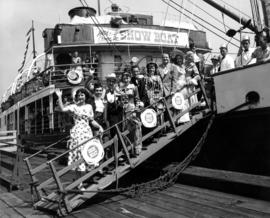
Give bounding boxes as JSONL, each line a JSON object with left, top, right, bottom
{"left": 209, "top": 30, "right": 270, "bottom": 74}
{"left": 54, "top": 50, "right": 203, "bottom": 179}
{"left": 54, "top": 31, "right": 270, "bottom": 182}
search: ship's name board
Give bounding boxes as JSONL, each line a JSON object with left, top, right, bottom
{"left": 93, "top": 27, "right": 189, "bottom": 46}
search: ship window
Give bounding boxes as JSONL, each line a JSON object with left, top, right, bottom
{"left": 114, "top": 55, "right": 122, "bottom": 77}
{"left": 43, "top": 96, "right": 50, "bottom": 134}
{"left": 19, "top": 107, "right": 25, "bottom": 134}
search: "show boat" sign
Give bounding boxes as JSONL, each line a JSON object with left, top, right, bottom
{"left": 93, "top": 27, "right": 189, "bottom": 47}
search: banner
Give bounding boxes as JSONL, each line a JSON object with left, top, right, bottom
{"left": 93, "top": 27, "right": 189, "bottom": 47}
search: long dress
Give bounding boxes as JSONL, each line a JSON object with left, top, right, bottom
{"left": 66, "top": 104, "right": 94, "bottom": 172}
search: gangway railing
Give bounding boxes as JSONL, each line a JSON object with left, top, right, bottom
{"left": 0, "top": 131, "right": 24, "bottom": 191}
{"left": 25, "top": 81, "right": 212, "bottom": 215}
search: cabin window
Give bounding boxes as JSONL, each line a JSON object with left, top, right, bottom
{"left": 114, "top": 55, "right": 123, "bottom": 78}
{"left": 7, "top": 113, "right": 13, "bottom": 131}
{"left": 28, "top": 102, "right": 35, "bottom": 134}
{"left": 53, "top": 89, "right": 73, "bottom": 133}
{"left": 19, "top": 107, "right": 25, "bottom": 134}
{"left": 43, "top": 96, "right": 50, "bottom": 134}
{"left": 36, "top": 99, "right": 42, "bottom": 134}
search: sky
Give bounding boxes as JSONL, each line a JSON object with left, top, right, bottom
{"left": 0, "top": 0, "right": 253, "bottom": 99}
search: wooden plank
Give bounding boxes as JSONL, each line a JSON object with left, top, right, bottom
{"left": 0, "top": 192, "right": 50, "bottom": 218}
{"left": 106, "top": 194, "right": 186, "bottom": 218}
{"left": 182, "top": 166, "right": 270, "bottom": 189}
{"left": 146, "top": 192, "right": 247, "bottom": 217}
{"left": 85, "top": 204, "right": 129, "bottom": 218}
{"left": 134, "top": 192, "right": 214, "bottom": 218}
{"left": 173, "top": 183, "right": 270, "bottom": 214}
{"left": 0, "top": 150, "right": 16, "bottom": 158}
{"left": 165, "top": 186, "right": 270, "bottom": 217}
{"left": 0, "top": 160, "right": 14, "bottom": 171}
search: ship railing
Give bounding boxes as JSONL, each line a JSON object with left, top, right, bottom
{"left": 25, "top": 81, "right": 211, "bottom": 206}
{"left": 0, "top": 130, "right": 24, "bottom": 191}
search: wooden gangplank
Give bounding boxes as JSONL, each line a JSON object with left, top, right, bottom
{"left": 24, "top": 87, "right": 212, "bottom": 215}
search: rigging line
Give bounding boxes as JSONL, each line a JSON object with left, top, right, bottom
{"left": 82, "top": 1, "right": 129, "bottom": 65}
{"left": 170, "top": 0, "right": 240, "bottom": 43}
{"left": 250, "top": 0, "right": 257, "bottom": 29}
{"left": 187, "top": 0, "right": 231, "bottom": 31}
{"left": 221, "top": 12, "right": 227, "bottom": 33}
{"left": 92, "top": 16, "right": 129, "bottom": 65}
{"left": 216, "top": 0, "right": 252, "bottom": 19}
{"left": 160, "top": 0, "right": 171, "bottom": 54}
{"left": 161, "top": 0, "right": 239, "bottom": 48}
{"left": 78, "top": 0, "right": 86, "bottom": 7}
{"left": 167, "top": 0, "right": 240, "bottom": 44}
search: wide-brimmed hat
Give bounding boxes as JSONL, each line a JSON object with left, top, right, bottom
{"left": 130, "top": 56, "right": 139, "bottom": 63}
{"left": 219, "top": 44, "right": 227, "bottom": 49}
{"left": 81, "top": 139, "right": 104, "bottom": 167}
{"left": 241, "top": 35, "right": 250, "bottom": 42}
{"left": 67, "top": 67, "right": 84, "bottom": 85}
{"left": 172, "top": 92, "right": 185, "bottom": 110}
{"left": 140, "top": 108, "right": 157, "bottom": 128}
{"left": 106, "top": 73, "right": 117, "bottom": 80}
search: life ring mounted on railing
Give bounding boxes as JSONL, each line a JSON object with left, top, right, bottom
{"left": 67, "top": 67, "right": 84, "bottom": 85}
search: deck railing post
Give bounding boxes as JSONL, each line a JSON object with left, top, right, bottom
{"left": 198, "top": 80, "right": 211, "bottom": 110}
{"left": 115, "top": 125, "right": 134, "bottom": 168}
{"left": 48, "top": 161, "right": 71, "bottom": 214}
{"left": 113, "top": 135, "right": 119, "bottom": 188}
{"left": 163, "top": 98, "right": 177, "bottom": 133}
{"left": 25, "top": 158, "right": 42, "bottom": 201}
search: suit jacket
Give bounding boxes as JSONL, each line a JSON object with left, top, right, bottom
{"left": 157, "top": 63, "right": 178, "bottom": 97}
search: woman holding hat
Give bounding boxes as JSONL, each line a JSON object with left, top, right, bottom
{"left": 55, "top": 88, "right": 104, "bottom": 175}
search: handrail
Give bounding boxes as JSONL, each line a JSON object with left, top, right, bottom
{"left": 25, "top": 135, "right": 70, "bottom": 160}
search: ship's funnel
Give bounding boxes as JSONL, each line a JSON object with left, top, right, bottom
{"left": 68, "top": 7, "right": 96, "bottom": 20}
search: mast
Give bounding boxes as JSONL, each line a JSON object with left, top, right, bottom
{"left": 97, "top": 0, "right": 101, "bottom": 16}
{"left": 201, "top": 0, "right": 257, "bottom": 32}
{"left": 31, "top": 20, "right": 37, "bottom": 60}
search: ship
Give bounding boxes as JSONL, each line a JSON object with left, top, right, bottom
{"left": 0, "top": 0, "right": 270, "bottom": 217}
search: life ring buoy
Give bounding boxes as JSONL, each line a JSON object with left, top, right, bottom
{"left": 67, "top": 67, "right": 83, "bottom": 85}
{"left": 81, "top": 139, "right": 104, "bottom": 167}
{"left": 140, "top": 108, "right": 157, "bottom": 128}
{"left": 172, "top": 92, "right": 185, "bottom": 110}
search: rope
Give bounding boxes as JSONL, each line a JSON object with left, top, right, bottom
{"left": 168, "top": 0, "right": 240, "bottom": 44}
{"left": 217, "top": 0, "right": 251, "bottom": 19}
{"left": 161, "top": 0, "right": 239, "bottom": 48}
{"left": 63, "top": 114, "right": 215, "bottom": 197}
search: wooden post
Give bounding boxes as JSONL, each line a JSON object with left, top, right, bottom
{"left": 163, "top": 98, "right": 177, "bottom": 133}
{"left": 115, "top": 125, "right": 134, "bottom": 168}
{"left": 113, "top": 136, "right": 119, "bottom": 188}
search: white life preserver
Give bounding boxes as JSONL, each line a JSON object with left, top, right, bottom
{"left": 81, "top": 139, "right": 104, "bottom": 167}
{"left": 67, "top": 67, "right": 83, "bottom": 85}
{"left": 172, "top": 92, "right": 185, "bottom": 110}
{"left": 140, "top": 108, "right": 157, "bottom": 128}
